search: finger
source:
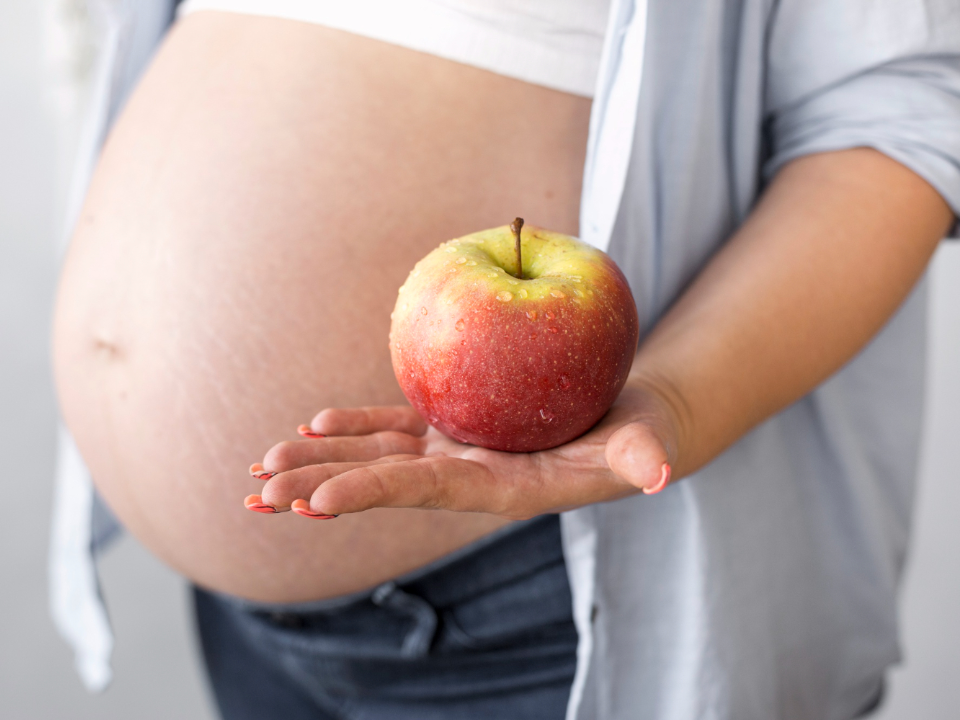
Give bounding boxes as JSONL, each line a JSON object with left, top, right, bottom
{"left": 249, "top": 463, "right": 277, "bottom": 481}
{"left": 262, "top": 432, "right": 426, "bottom": 472}
{"left": 604, "top": 422, "right": 671, "bottom": 493}
{"left": 297, "top": 424, "right": 325, "bottom": 439}
{"left": 259, "top": 456, "right": 419, "bottom": 509}
{"left": 309, "top": 407, "right": 429, "bottom": 437}
{"left": 243, "top": 494, "right": 291, "bottom": 514}
{"left": 290, "top": 499, "right": 338, "bottom": 519}
{"left": 308, "top": 455, "right": 535, "bottom": 518}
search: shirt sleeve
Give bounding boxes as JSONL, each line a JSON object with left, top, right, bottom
{"left": 763, "top": 0, "right": 960, "bottom": 237}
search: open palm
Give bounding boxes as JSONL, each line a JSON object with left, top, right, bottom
{"left": 248, "top": 382, "right": 676, "bottom": 520}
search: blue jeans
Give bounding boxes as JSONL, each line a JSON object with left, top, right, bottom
{"left": 193, "top": 515, "right": 577, "bottom": 719}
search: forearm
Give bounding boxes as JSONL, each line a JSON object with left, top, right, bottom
{"left": 251, "top": 149, "right": 953, "bottom": 517}
{"left": 634, "top": 148, "right": 953, "bottom": 479}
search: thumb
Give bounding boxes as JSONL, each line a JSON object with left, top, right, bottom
{"left": 605, "top": 422, "right": 672, "bottom": 495}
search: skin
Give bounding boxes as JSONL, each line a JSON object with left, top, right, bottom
{"left": 52, "top": 12, "right": 591, "bottom": 602}
{"left": 53, "top": 12, "right": 953, "bottom": 601}
{"left": 256, "top": 148, "right": 953, "bottom": 520}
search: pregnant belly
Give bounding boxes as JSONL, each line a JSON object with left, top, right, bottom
{"left": 52, "top": 12, "right": 590, "bottom": 602}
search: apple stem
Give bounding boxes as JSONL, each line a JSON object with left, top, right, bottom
{"left": 511, "top": 217, "right": 524, "bottom": 280}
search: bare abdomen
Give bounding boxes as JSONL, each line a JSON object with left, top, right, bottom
{"left": 52, "top": 11, "right": 590, "bottom": 602}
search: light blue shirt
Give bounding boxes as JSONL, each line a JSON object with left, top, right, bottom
{"left": 52, "top": 1, "right": 960, "bottom": 718}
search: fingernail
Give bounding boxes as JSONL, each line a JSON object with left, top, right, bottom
{"left": 642, "top": 463, "right": 671, "bottom": 496}
{"left": 244, "top": 494, "right": 278, "bottom": 514}
{"left": 291, "top": 498, "right": 338, "bottom": 519}
{"left": 249, "top": 463, "right": 277, "bottom": 480}
{"left": 297, "top": 424, "right": 325, "bottom": 439}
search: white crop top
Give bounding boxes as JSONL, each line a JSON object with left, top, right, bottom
{"left": 177, "top": 0, "right": 611, "bottom": 97}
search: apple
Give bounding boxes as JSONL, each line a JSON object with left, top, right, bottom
{"left": 389, "top": 219, "right": 640, "bottom": 452}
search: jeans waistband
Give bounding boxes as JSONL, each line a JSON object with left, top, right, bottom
{"left": 218, "top": 513, "right": 564, "bottom": 615}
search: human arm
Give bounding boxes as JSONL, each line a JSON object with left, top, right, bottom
{"left": 250, "top": 147, "right": 953, "bottom": 519}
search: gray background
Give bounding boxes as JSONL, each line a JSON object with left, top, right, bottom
{"left": 1, "top": 2, "right": 957, "bottom": 718}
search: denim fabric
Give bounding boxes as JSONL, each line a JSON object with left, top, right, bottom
{"left": 54, "top": 1, "right": 960, "bottom": 713}
{"left": 193, "top": 515, "right": 577, "bottom": 720}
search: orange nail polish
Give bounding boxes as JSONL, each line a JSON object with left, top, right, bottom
{"left": 244, "top": 494, "right": 278, "bottom": 513}
{"left": 291, "top": 498, "right": 337, "bottom": 519}
{"left": 642, "top": 463, "right": 671, "bottom": 495}
{"left": 249, "top": 463, "right": 277, "bottom": 480}
{"left": 297, "top": 424, "right": 325, "bottom": 439}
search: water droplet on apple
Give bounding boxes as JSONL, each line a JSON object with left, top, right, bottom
{"left": 455, "top": 319, "right": 465, "bottom": 332}
{"left": 545, "top": 312, "right": 556, "bottom": 320}
{"left": 508, "top": 279, "right": 519, "bottom": 286}
{"left": 412, "top": 269, "right": 420, "bottom": 277}
{"left": 539, "top": 409, "right": 555, "bottom": 423}
{"left": 421, "top": 307, "right": 428, "bottom": 316}
{"left": 573, "top": 289, "right": 584, "bottom": 297}
{"left": 518, "top": 288, "right": 528, "bottom": 299}
{"left": 466, "top": 260, "right": 477, "bottom": 266}
{"left": 548, "top": 326, "right": 559, "bottom": 334}
{"left": 445, "top": 246, "right": 458, "bottom": 253}
{"left": 558, "top": 374, "right": 572, "bottom": 389}
{"left": 497, "top": 291, "right": 514, "bottom": 302}
{"left": 570, "top": 275, "right": 583, "bottom": 282}
{"left": 550, "top": 290, "right": 566, "bottom": 299}
{"left": 526, "top": 310, "right": 538, "bottom": 321}
{"left": 448, "top": 266, "right": 458, "bottom": 273}
{"left": 456, "top": 256, "right": 467, "bottom": 264}
{"left": 429, "top": 416, "right": 439, "bottom": 423}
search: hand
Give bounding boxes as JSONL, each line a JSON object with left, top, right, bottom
{"left": 246, "top": 375, "right": 683, "bottom": 520}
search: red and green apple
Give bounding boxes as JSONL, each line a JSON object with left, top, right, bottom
{"left": 390, "top": 219, "right": 640, "bottom": 452}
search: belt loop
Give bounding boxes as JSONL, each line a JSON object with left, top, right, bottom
{"left": 371, "top": 581, "right": 438, "bottom": 658}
